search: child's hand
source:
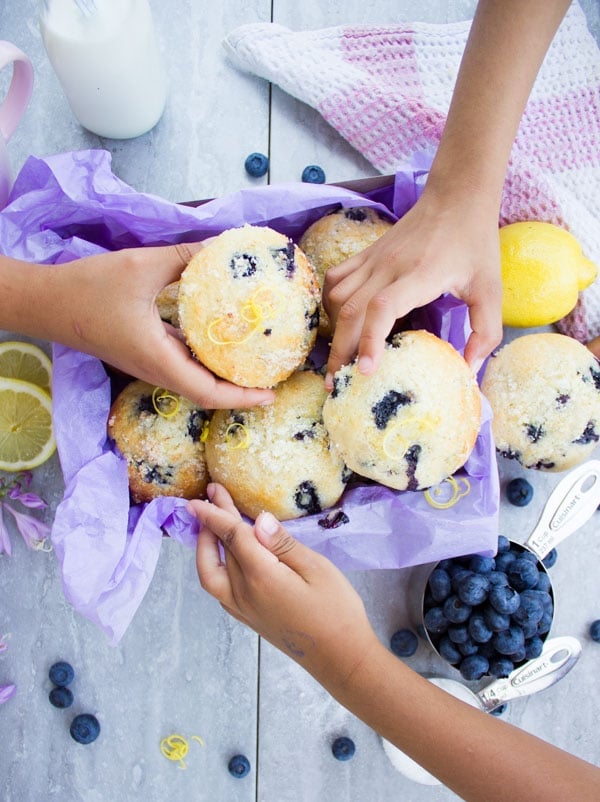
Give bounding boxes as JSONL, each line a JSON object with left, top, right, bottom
{"left": 53, "top": 244, "right": 274, "bottom": 409}
{"left": 190, "top": 483, "right": 379, "bottom": 690}
{"left": 323, "top": 177, "right": 503, "bottom": 387}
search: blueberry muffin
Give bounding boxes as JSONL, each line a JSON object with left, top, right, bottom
{"left": 107, "top": 380, "right": 210, "bottom": 503}
{"left": 481, "top": 333, "right": 600, "bottom": 471}
{"left": 156, "top": 280, "right": 180, "bottom": 327}
{"left": 299, "top": 206, "right": 394, "bottom": 337}
{"left": 178, "top": 225, "right": 320, "bottom": 388}
{"left": 204, "top": 370, "right": 349, "bottom": 520}
{"left": 322, "top": 330, "right": 481, "bottom": 491}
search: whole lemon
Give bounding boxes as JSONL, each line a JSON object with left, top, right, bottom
{"left": 500, "top": 221, "right": 597, "bottom": 327}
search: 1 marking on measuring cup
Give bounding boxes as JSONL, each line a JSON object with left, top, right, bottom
{"left": 476, "top": 636, "right": 581, "bottom": 713}
{"left": 526, "top": 460, "right": 600, "bottom": 559}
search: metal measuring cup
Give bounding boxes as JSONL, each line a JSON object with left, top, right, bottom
{"left": 412, "top": 459, "right": 600, "bottom": 673}
{"left": 381, "top": 635, "right": 581, "bottom": 785}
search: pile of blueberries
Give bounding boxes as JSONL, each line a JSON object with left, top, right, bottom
{"left": 422, "top": 535, "right": 555, "bottom": 681}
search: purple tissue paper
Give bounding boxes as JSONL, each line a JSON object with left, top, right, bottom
{"left": 0, "top": 150, "right": 499, "bottom": 643}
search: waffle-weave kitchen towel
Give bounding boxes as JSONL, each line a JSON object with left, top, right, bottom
{"left": 224, "top": 2, "right": 600, "bottom": 342}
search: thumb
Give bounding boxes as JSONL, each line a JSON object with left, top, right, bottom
{"left": 147, "top": 241, "right": 205, "bottom": 287}
{"left": 254, "top": 511, "right": 318, "bottom": 576}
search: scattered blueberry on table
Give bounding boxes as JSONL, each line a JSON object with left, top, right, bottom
{"left": 490, "top": 703, "right": 508, "bottom": 717}
{"left": 301, "top": 164, "right": 326, "bottom": 183}
{"left": 70, "top": 713, "right": 101, "bottom": 744}
{"left": 244, "top": 152, "right": 269, "bottom": 178}
{"left": 390, "top": 628, "right": 418, "bottom": 657}
{"left": 590, "top": 620, "right": 600, "bottom": 642}
{"left": 49, "top": 686, "right": 74, "bottom": 709}
{"left": 49, "top": 661, "right": 74, "bottom": 687}
{"left": 228, "top": 754, "right": 251, "bottom": 778}
{"left": 331, "top": 736, "right": 356, "bottom": 761}
{"left": 506, "top": 477, "right": 534, "bottom": 506}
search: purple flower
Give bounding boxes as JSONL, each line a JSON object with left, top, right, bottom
{"left": 3, "top": 505, "right": 50, "bottom": 550}
{"left": 0, "top": 512, "right": 12, "bottom": 556}
{"left": 0, "top": 472, "right": 50, "bottom": 553}
{"left": 0, "top": 684, "right": 16, "bottom": 704}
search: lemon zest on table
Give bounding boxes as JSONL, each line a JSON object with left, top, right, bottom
{"left": 424, "top": 476, "right": 471, "bottom": 509}
{"left": 225, "top": 422, "right": 251, "bottom": 450}
{"left": 151, "top": 387, "right": 180, "bottom": 418}
{"left": 191, "top": 735, "right": 205, "bottom": 747}
{"left": 382, "top": 416, "right": 439, "bottom": 460}
{"left": 160, "top": 734, "right": 189, "bottom": 769}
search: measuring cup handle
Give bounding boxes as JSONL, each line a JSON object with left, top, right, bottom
{"left": 0, "top": 41, "right": 34, "bottom": 142}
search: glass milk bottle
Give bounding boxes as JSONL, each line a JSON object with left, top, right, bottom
{"left": 39, "top": 0, "right": 167, "bottom": 139}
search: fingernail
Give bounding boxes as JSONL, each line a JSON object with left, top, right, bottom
{"left": 324, "top": 372, "right": 333, "bottom": 390}
{"left": 358, "top": 355, "right": 374, "bottom": 374}
{"left": 258, "top": 511, "right": 279, "bottom": 536}
{"left": 206, "top": 483, "right": 215, "bottom": 500}
{"left": 258, "top": 396, "right": 274, "bottom": 406}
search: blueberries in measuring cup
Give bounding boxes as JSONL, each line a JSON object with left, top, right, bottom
{"left": 542, "top": 548, "right": 558, "bottom": 568}
{"left": 423, "top": 537, "right": 555, "bottom": 679}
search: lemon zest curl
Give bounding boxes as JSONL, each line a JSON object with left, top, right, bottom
{"left": 225, "top": 422, "right": 251, "bottom": 450}
{"left": 152, "top": 387, "right": 180, "bottom": 418}
{"left": 206, "top": 286, "right": 284, "bottom": 346}
{"left": 424, "top": 476, "right": 471, "bottom": 509}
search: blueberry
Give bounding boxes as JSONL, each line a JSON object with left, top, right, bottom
{"left": 483, "top": 605, "right": 511, "bottom": 633}
{"left": 428, "top": 568, "right": 452, "bottom": 602}
{"left": 331, "top": 736, "right": 356, "bottom": 761}
{"left": 459, "top": 654, "right": 489, "bottom": 681}
{"left": 294, "top": 480, "right": 321, "bottom": 515}
{"left": 494, "top": 551, "right": 517, "bottom": 572}
{"left": 534, "top": 572, "right": 552, "bottom": 592}
{"left": 507, "top": 559, "right": 540, "bottom": 592}
{"left": 490, "top": 703, "right": 508, "bottom": 716}
{"left": 489, "top": 585, "right": 521, "bottom": 615}
{"left": 542, "top": 548, "right": 557, "bottom": 568}
{"left": 228, "top": 754, "right": 251, "bottom": 778}
{"left": 344, "top": 207, "right": 368, "bottom": 222}
{"left": 49, "top": 686, "right": 73, "bottom": 708}
{"left": 390, "top": 629, "right": 418, "bottom": 657}
{"left": 49, "top": 661, "right": 74, "bottom": 687}
{"left": 537, "top": 609, "right": 553, "bottom": 635}
{"left": 449, "top": 566, "right": 474, "bottom": 592}
{"left": 301, "top": 164, "right": 326, "bottom": 184}
{"left": 371, "top": 390, "right": 413, "bottom": 430}
{"left": 317, "top": 509, "right": 349, "bottom": 530}
{"left": 468, "top": 614, "right": 493, "bottom": 644}
{"left": 525, "top": 636, "right": 544, "bottom": 660}
{"left": 493, "top": 625, "right": 525, "bottom": 656}
{"left": 438, "top": 636, "right": 462, "bottom": 664}
{"left": 244, "top": 152, "right": 269, "bottom": 177}
{"left": 442, "top": 595, "right": 472, "bottom": 624}
{"left": 70, "top": 713, "right": 100, "bottom": 745}
{"left": 447, "top": 624, "right": 469, "bottom": 644}
{"left": 506, "top": 646, "right": 527, "bottom": 664}
{"left": 519, "top": 551, "right": 540, "bottom": 564}
{"left": 506, "top": 477, "right": 533, "bottom": 506}
{"left": 457, "top": 573, "right": 489, "bottom": 606}
{"left": 497, "top": 535, "right": 511, "bottom": 553}
{"left": 468, "top": 555, "right": 495, "bottom": 574}
{"left": 589, "top": 620, "right": 600, "bottom": 642}
{"left": 458, "top": 637, "right": 480, "bottom": 657}
{"left": 423, "top": 607, "right": 448, "bottom": 636}
{"left": 488, "top": 571, "right": 509, "bottom": 587}
{"left": 512, "top": 592, "right": 544, "bottom": 626}
{"left": 488, "top": 657, "right": 514, "bottom": 679}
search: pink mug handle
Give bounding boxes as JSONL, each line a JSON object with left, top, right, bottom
{"left": 0, "top": 40, "right": 33, "bottom": 142}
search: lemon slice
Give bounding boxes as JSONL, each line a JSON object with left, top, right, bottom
{"left": 0, "top": 377, "right": 56, "bottom": 471}
{"left": 0, "top": 341, "right": 52, "bottom": 395}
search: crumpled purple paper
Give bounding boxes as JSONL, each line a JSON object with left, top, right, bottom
{"left": 0, "top": 149, "right": 499, "bottom": 643}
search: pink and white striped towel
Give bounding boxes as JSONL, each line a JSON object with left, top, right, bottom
{"left": 224, "top": 2, "right": 600, "bottom": 342}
